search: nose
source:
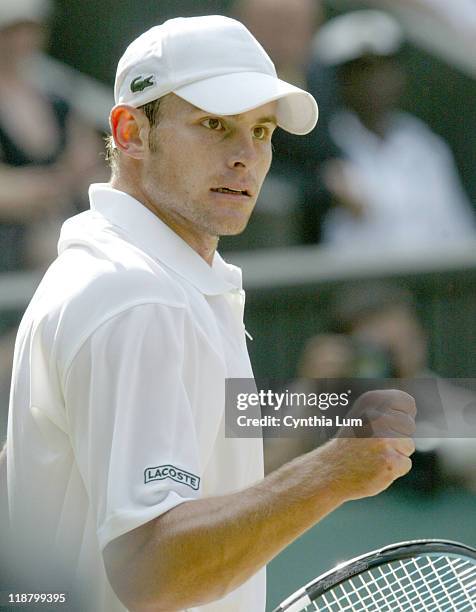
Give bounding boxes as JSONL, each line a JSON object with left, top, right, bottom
{"left": 226, "top": 132, "right": 259, "bottom": 169}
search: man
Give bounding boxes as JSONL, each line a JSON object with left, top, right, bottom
{"left": 5, "top": 15, "right": 416, "bottom": 611}
{"left": 311, "top": 10, "right": 476, "bottom": 249}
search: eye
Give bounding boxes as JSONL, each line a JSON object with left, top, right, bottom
{"left": 202, "top": 117, "right": 225, "bottom": 131}
{"left": 252, "top": 125, "right": 269, "bottom": 140}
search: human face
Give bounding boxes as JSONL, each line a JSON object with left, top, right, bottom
{"left": 340, "top": 55, "right": 405, "bottom": 118}
{"left": 138, "top": 94, "right": 276, "bottom": 245}
{"left": 353, "top": 306, "right": 427, "bottom": 377}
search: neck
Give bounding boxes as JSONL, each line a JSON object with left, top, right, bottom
{"left": 354, "top": 109, "right": 390, "bottom": 140}
{"left": 110, "top": 176, "right": 218, "bottom": 266}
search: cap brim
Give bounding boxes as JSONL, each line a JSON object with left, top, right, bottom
{"left": 174, "top": 71, "right": 318, "bottom": 135}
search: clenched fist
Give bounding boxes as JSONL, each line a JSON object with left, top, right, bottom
{"left": 318, "top": 389, "right": 416, "bottom": 501}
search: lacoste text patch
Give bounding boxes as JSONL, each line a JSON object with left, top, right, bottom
{"left": 144, "top": 465, "right": 200, "bottom": 491}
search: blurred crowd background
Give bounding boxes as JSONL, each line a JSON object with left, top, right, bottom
{"left": 0, "top": 0, "right": 475, "bottom": 609}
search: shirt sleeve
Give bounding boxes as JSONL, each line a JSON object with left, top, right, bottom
{"left": 63, "top": 303, "right": 202, "bottom": 550}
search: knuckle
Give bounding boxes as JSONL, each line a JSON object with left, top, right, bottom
{"left": 378, "top": 389, "right": 416, "bottom": 409}
{"left": 358, "top": 390, "right": 384, "bottom": 406}
{"left": 404, "top": 415, "right": 417, "bottom": 435}
{"left": 398, "top": 441, "right": 415, "bottom": 458}
{"left": 400, "top": 457, "right": 413, "bottom": 475}
{"left": 387, "top": 390, "right": 414, "bottom": 406}
{"left": 381, "top": 450, "right": 395, "bottom": 471}
{"left": 356, "top": 389, "right": 417, "bottom": 417}
{"left": 391, "top": 414, "right": 416, "bottom": 436}
{"left": 394, "top": 392, "right": 417, "bottom": 415}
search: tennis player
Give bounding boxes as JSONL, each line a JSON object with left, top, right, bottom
{"left": 5, "top": 15, "right": 416, "bottom": 611}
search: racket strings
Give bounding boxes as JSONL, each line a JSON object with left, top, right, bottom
{"left": 302, "top": 554, "right": 476, "bottom": 612}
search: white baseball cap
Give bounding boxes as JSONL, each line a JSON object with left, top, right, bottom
{"left": 313, "top": 10, "right": 403, "bottom": 66}
{"left": 0, "top": 0, "right": 51, "bottom": 29}
{"left": 114, "top": 15, "right": 318, "bottom": 135}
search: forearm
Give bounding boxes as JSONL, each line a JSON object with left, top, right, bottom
{"left": 106, "top": 444, "right": 344, "bottom": 611}
{"left": 0, "top": 169, "right": 44, "bottom": 210}
{"left": 264, "top": 436, "right": 316, "bottom": 474}
{"left": 106, "top": 390, "right": 416, "bottom": 611}
{"left": 0, "top": 166, "right": 66, "bottom": 220}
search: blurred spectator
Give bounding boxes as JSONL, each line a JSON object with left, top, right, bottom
{"left": 332, "top": 283, "right": 427, "bottom": 379}
{"left": 364, "top": 0, "right": 476, "bottom": 49}
{"left": 232, "top": 0, "right": 321, "bottom": 87}
{"left": 308, "top": 10, "right": 476, "bottom": 249}
{"left": 0, "top": 0, "right": 106, "bottom": 449}
{"left": 379, "top": 0, "right": 476, "bottom": 29}
{"left": 223, "top": 0, "right": 325, "bottom": 249}
{"left": 334, "top": 282, "right": 476, "bottom": 493}
{"left": 266, "top": 282, "right": 476, "bottom": 491}
{"left": 297, "top": 333, "right": 355, "bottom": 378}
{"left": 0, "top": 0, "right": 105, "bottom": 273}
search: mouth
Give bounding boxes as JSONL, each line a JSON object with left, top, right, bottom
{"left": 210, "top": 187, "right": 251, "bottom": 197}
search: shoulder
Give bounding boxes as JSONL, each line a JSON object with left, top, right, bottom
{"left": 53, "top": 210, "right": 188, "bottom": 310}
{"left": 23, "top": 229, "right": 189, "bottom": 380}
{"left": 392, "top": 112, "right": 451, "bottom": 153}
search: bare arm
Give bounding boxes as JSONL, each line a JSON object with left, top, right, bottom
{"left": 0, "top": 115, "right": 105, "bottom": 222}
{"left": 0, "top": 164, "right": 71, "bottom": 221}
{"left": 104, "top": 390, "right": 416, "bottom": 612}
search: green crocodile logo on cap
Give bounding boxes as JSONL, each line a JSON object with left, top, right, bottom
{"left": 130, "top": 75, "right": 155, "bottom": 93}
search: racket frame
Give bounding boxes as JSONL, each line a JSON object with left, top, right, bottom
{"left": 273, "top": 538, "right": 476, "bottom": 612}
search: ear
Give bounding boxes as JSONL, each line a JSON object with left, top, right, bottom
{"left": 109, "top": 105, "right": 149, "bottom": 159}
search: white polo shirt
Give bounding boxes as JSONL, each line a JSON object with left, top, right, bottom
{"left": 7, "top": 184, "right": 265, "bottom": 611}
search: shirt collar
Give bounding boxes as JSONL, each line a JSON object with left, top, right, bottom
{"left": 330, "top": 110, "right": 400, "bottom": 154}
{"left": 87, "top": 183, "right": 242, "bottom": 296}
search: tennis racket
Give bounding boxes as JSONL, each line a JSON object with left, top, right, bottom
{"left": 272, "top": 539, "right": 476, "bottom": 611}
